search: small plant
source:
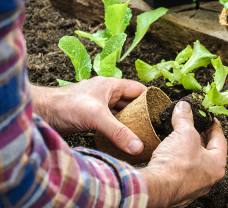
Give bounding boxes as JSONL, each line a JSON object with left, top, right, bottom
{"left": 202, "top": 57, "right": 228, "bottom": 116}
{"left": 136, "top": 40, "right": 228, "bottom": 117}
{"left": 57, "top": 0, "right": 168, "bottom": 84}
{"left": 136, "top": 40, "right": 217, "bottom": 91}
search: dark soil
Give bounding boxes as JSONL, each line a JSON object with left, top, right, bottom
{"left": 156, "top": 93, "right": 214, "bottom": 140}
{"left": 24, "top": 0, "right": 228, "bottom": 207}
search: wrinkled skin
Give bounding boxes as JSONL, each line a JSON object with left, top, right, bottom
{"left": 31, "top": 77, "right": 227, "bottom": 207}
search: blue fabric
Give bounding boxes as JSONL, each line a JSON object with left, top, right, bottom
{"left": 0, "top": 0, "right": 21, "bottom": 13}
{"left": 0, "top": 75, "right": 20, "bottom": 116}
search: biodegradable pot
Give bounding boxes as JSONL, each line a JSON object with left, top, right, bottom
{"left": 95, "top": 87, "right": 171, "bottom": 165}
{"left": 220, "top": 8, "right": 228, "bottom": 27}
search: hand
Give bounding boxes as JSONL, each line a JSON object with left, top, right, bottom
{"left": 140, "top": 101, "right": 227, "bottom": 208}
{"left": 31, "top": 77, "right": 146, "bottom": 155}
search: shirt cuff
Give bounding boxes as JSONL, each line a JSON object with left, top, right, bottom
{"left": 75, "top": 147, "right": 148, "bottom": 208}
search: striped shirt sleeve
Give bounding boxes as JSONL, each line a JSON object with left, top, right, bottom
{"left": 0, "top": 2, "right": 148, "bottom": 207}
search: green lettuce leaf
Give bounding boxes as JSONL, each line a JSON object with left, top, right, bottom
{"left": 181, "top": 40, "right": 217, "bottom": 74}
{"left": 57, "top": 79, "right": 73, "bottom": 87}
{"left": 203, "top": 83, "right": 228, "bottom": 108}
{"left": 179, "top": 73, "right": 202, "bottom": 91}
{"left": 94, "top": 53, "right": 122, "bottom": 78}
{"left": 102, "top": 0, "right": 122, "bottom": 9}
{"left": 105, "top": 3, "right": 132, "bottom": 36}
{"left": 93, "top": 33, "right": 126, "bottom": 78}
{"left": 209, "top": 106, "right": 228, "bottom": 116}
{"left": 175, "top": 45, "right": 193, "bottom": 64}
{"left": 211, "top": 57, "right": 228, "bottom": 91}
{"left": 161, "top": 69, "right": 175, "bottom": 83}
{"left": 58, "top": 36, "right": 92, "bottom": 81}
{"left": 120, "top": 7, "right": 168, "bottom": 61}
{"left": 135, "top": 59, "right": 161, "bottom": 82}
{"left": 101, "top": 33, "right": 127, "bottom": 61}
{"left": 75, "top": 30, "right": 109, "bottom": 48}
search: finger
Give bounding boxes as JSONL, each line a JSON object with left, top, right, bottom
{"left": 95, "top": 110, "right": 144, "bottom": 155}
{"left": 113, "top": 79, "right": 147, "bottom": 100}
{"left": 206, "top": 119, "right": 227, "bottom": 159}
{"left": 172, "top": 101, "right": 194, "bottom": 133}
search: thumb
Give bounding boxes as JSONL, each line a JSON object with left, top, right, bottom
{"left": 95, "top": 111, "right": 144, "bottom": 155}
{"left": 172, "top": 101, "right": 195, "bottom": 134}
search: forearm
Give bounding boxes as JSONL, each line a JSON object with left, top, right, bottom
{"left": 0, "top": 5, "right": 148, "bottom": 207}
{"left": 140, "top": 168, "right": 173, "bottom": 208}
{"left": 30, "top": 84, "right": 56, "bottom": 123}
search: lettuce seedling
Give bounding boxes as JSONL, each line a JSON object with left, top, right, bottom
{"left": 136, "top": 40, "right": 217, "bottom": 91}
{"left": 58, "top": 0, "right": 168, "bottom": 85}
{"left": 58, "top": 36, "right": 92, "bottom": 82}
{"left": 202, "top": 57, "right": 228, "bottom": 116}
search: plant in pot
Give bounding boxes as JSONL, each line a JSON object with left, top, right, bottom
{"left": 57, "top": 0, "right": 168, "bottom": 86}
{"left": 96, "top": 41, "right": 228, "bottom": 165}
{"left": 135, "top": 40, "right": 228, "bottom": 140}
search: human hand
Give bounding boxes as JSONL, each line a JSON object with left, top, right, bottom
{"left": 140, "top": 101, "right": 227, "bottom": 208}
{"left": 31, "top": 77, "right": 146, "bottom": 155}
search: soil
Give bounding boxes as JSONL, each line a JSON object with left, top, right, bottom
{"left": 156, "top": 93, "right": 214, "bottom": 140}
{"left": 24, "top": 0, "right": 228, "bottom": 207}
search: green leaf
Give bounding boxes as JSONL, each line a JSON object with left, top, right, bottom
{"left": 175, "top": 45, "right": 193, "bottom": 64}
{"left": 179, "top": 73, "right": 202, "bottom": 91}
{"left": 209, "top": 106, "right": 228, "bottom": 116}
{"left": 101, "top": 33, "right": 127, "bottom": 61}
{"left": 57, "top": 79, "right": 73, "bottom": 87}
{"left": 93, "top": 33, "right": 126, "bottom": 78}
{"left": 156, "top": 60, "right": 177, "bottom": 71}
{"left": 199, "top": 110, "right": 207, "bottom": 117}
{"left": 182, "top": 40, "right": 217, "bottom": 74}
{"left": 120, "top": 7, "right": 168, "bottom": 61}
{"left": 203, "top": 83, "right": 228, "bottom": 108}
{"left": 161, "top": 69, "right": 175, "bottom": 83}
{"left": 135, "top": 59, "right": 161, "bottom": 82}
{"left": 211, "top": 57, "right": 228, "bottom": 91}
{"left": 94, "top": 53, "right": 122, "bottom": 78}
{"left": 105, "top": 3, "right": 132, "bottom": 36}
{"left": 102, "top": 0, "right": 122, "bottom": 9}
{"left": 220, "top": 0, "right": 228, "bottom": 8}
{"left": 75, "top": 30, "right": 109, "bottom": 48}
{"left": 58, "top": 36, "right": 92, "bottom": 81}
{"left": 158, "top": 61, "right": 179, "bottom": 83}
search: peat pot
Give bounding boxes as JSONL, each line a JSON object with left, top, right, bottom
{"left": 95, "top": 87, "right": 172, "bottom": 165}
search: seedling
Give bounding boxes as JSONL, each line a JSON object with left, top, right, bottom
{"left": 137, "top": 42, "right": 228, "bottom": 139}
{"left": 136, "top": 40, "right": 217, "bottom": 91}
{"left": 57, "top": 0, "right": 168, "bottom": 84}
{"left": 202, "top": 57, "right": 228, "bottom": 116}
{"left": 136, "top": 40, "right": 228, "bottom": 117}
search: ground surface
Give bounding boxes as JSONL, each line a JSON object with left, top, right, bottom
{"left": 24, "top": 0, "right": 228, "bottom": 207}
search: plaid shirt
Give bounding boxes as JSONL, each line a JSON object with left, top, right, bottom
{"left": 0, "top": 1, "right": 148, "bottom": 207}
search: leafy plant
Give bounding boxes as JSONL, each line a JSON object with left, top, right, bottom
{"left": 136, "top": 40, "right": 216, "bottom": 91}
{"left": 58, "top": 0, "right": 168, "bottom": 85}
{"left": 136, "top": 41, "right": 228, "bottom": 116}
{"left": 202, "top": 57, "right": 228, "bottom": 116}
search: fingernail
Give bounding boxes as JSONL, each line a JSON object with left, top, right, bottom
{"left": 127, "top": 140, "right": 143, "bottom": 154}
{"left": 176, "top": 101, "right": 191, "bottom": 113}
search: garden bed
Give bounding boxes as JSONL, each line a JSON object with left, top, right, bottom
{"left": 24, "top": 0, "right": 228, "bottom": 207}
